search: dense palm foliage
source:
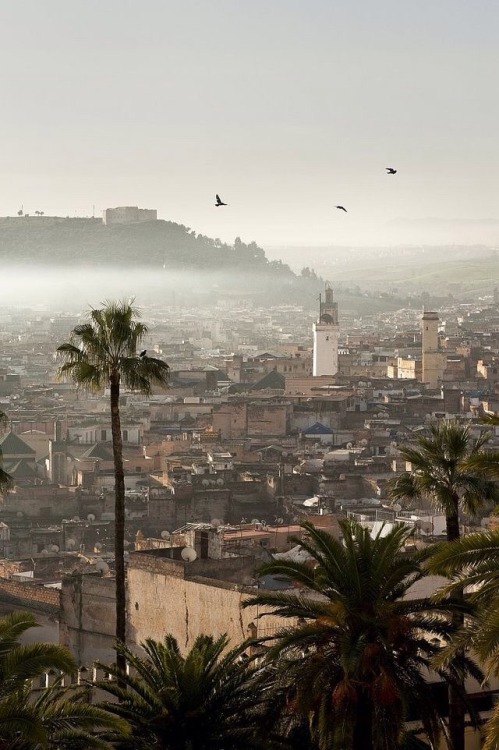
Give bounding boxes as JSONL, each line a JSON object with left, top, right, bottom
{"left": 0, "top": 612, "right": 78, "bottom": 746}
{"left": 6, "top": 681, "right": 128, "bottom": 750}
{"left": 0, "top": 612, "right": 127, "bottom": 749}
{"left": 243, "top": 519, "right": 466, "bottom": 750}
{"left": 97, "top": 633, "right": 275, "bottom": 750}
{"left": 57, "top": 300, "right": 169, "bottom": 671}
{"left": 387, "top": 420, "right": 499, "bottom": 750}
{"left": 429, "top": 530, "right": 499, "bottom": 750}
{"left": 387, "top": 420, "right": 499, "bottom": 543}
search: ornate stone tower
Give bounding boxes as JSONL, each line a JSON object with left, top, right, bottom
{"left": 313, "top": 286, "right": 339, "bottom": 376}
{"left": 421, "top": 311, "right": 446, "bottom": 389}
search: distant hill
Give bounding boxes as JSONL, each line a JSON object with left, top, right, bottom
{"left": 0, "top": 216, "right": 274, "bottom": 269}
{"left": 0, "top": 216, "right": 324, "bottom": 305}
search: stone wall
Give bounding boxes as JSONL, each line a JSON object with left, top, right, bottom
{"left": 0, "top": 577, "right": 60, "bottom": 614}
{"left": 127, "top": 551, "right": 294, "bottom": 651}
{"left": 60, "top": 574, "right": 116, "bottom": 665}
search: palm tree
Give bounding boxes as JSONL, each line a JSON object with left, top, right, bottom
{"left": 8, "top": 680, "right": 129, "bottom": 749}
{"left": 429, "top": 530, "right": 499, "bottom": 750}
{"left": 243, "top": 519, "right": 466, "bottom": 750}
{"left": 0, "top": 410, "right": 13, "bottom": 494}
{"left": 97, "top": 633, "right": 274, "bottom": 750}
{"left": 57, "top": 300, "right": 170, "bottom": 674}
{"left": 387, "top": 420, "right": 499, "bottom": 544}
{"left": 387, "top": 420, "right": 499, "bottom": 750}
{"left": 0, "top": 612, "right": 75, "bottom": 747}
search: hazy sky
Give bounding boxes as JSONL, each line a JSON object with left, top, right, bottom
{"left": 1, "top": 0, "right": 498, "bottom": 246}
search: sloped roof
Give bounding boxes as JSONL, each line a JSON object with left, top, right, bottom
{"left": 3, "top": 458, "right": 38, "bottom": 478}
{"left": 79, "top": 443, "right": 115, "bottom": 461}
{"left": 302, "top": 422, "right": 333, "bottom": 435}
{"left": 251, "top": 369, "right": 285, "bottom": 391}
{"left": 0, "top": 432, "right": 36, "bottom": 456}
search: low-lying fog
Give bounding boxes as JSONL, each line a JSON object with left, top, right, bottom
{"left": 0, "top": 265, "right": 287, "bottom": 312}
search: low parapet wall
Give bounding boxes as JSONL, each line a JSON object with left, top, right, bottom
{"left": 0, "top": 577, "right": 60, "bottom": 614}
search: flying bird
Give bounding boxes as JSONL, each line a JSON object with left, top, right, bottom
{"left": 139, "top": 350, "right": 147, "bottom": 358}
{"left": 386, "top": 167, "right": 397, "bottom": 174}
{"left": 335, "top": 205, "right": 347, "bottom": 212}
{"left": 215, "top": 194, "right": 227, "bottom": 207}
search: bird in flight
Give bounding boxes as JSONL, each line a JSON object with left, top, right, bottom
{"left": 386, "top": 167, "right": 397, "bottom": 174}
{"left": 139, "top": 350, "right": 147, "bottom": 358}
{"left": 335, "top": 205, "right": 347, "bottom": 212}
{"left": 215, "top": 194, "right": 227, "bottom": 207}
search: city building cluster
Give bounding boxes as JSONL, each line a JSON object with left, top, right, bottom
{"left": 0, "top": 288, "right": 498, "bottom": 667}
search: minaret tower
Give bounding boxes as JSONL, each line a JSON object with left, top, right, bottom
{"left": 313, "top": 286, "right": 339, "bottom": 376}
{"left": 421, "top": 311, "right": 446, "bottom": 389}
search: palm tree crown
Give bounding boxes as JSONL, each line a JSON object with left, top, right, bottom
{"left": 244, "top": 520, "right": 462, "bottom": 750}
{"left": 57, "top": 300, "right": 169, "bottom": 394}
{"left": 98, "top": 633, "right": 272, "bottom": 750}
{"left": 0, "top": 612, "right": 127, "bottom": 750}
{"left": 0, "top": 612, "right": 75, "bottom": 747}
{"left": 388, "top": 420, "right": 499, "bottom": 542}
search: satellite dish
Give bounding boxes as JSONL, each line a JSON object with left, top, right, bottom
{"left": 73, "top": 516, "right": 81, "bottom": 523}
{"left": 392, "top": 503, "right": 402, "bottom": 513}
{"left": 95, "top": 559, "right": 109, "bottom": 574}
{"left": 66, "top": 539, "right": 76, "bottom": 550}
{"left": 211, "top": 518, "right": 222, "bottom": 528}
{"left": 94, "top": 542, "right": 102, "bottom": 551}
{"left": 346, "top": 442, "right": 353, "bottom": 449}
{"left": 87, "top": 513, "right": 95, "bottom": 522}
{"left": 16, "top": 511, "right": 24, "bottom": 518}
{"left": 251, "top": 519, "right": 260, "bottom": 525}
{"left": 181, "top": 547, "right": 197, "bottom": 563}
{"left": 161, "top": 530, "right": 171, "bottom": 539}
{"left": 50, "top": 544, "right": 59, "bottom": 553}
{"left": 216, "top": 478, "right": 224, "bottom": 486}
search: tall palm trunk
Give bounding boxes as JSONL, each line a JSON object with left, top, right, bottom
{"left": 352, "top": 692, "right": 374, "bottom": 750}
{"left": 110, "top": 375, "right": 126, "bottom": 675}
{"left": 447, "top": 495, "right": 465, "bottom": 750}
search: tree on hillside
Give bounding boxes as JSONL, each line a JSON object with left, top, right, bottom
{"left": 57, "top": 300, "right": 170, "bottom": 674}
{"left": 244, "top": 519, "right": 466, "bottom": 750}
{"left": 387, "top": 420, "right": 499, "bottom": 750}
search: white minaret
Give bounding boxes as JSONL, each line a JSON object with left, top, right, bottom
{"left": 313, "top": 286, "right": 339, "bottom": 376}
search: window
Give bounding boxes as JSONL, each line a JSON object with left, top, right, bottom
{"left": 100, "top": 430, "right": 106, "bottom": 441}
{"left": 122, "top": 430, "right": 128, "bottom": 442}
